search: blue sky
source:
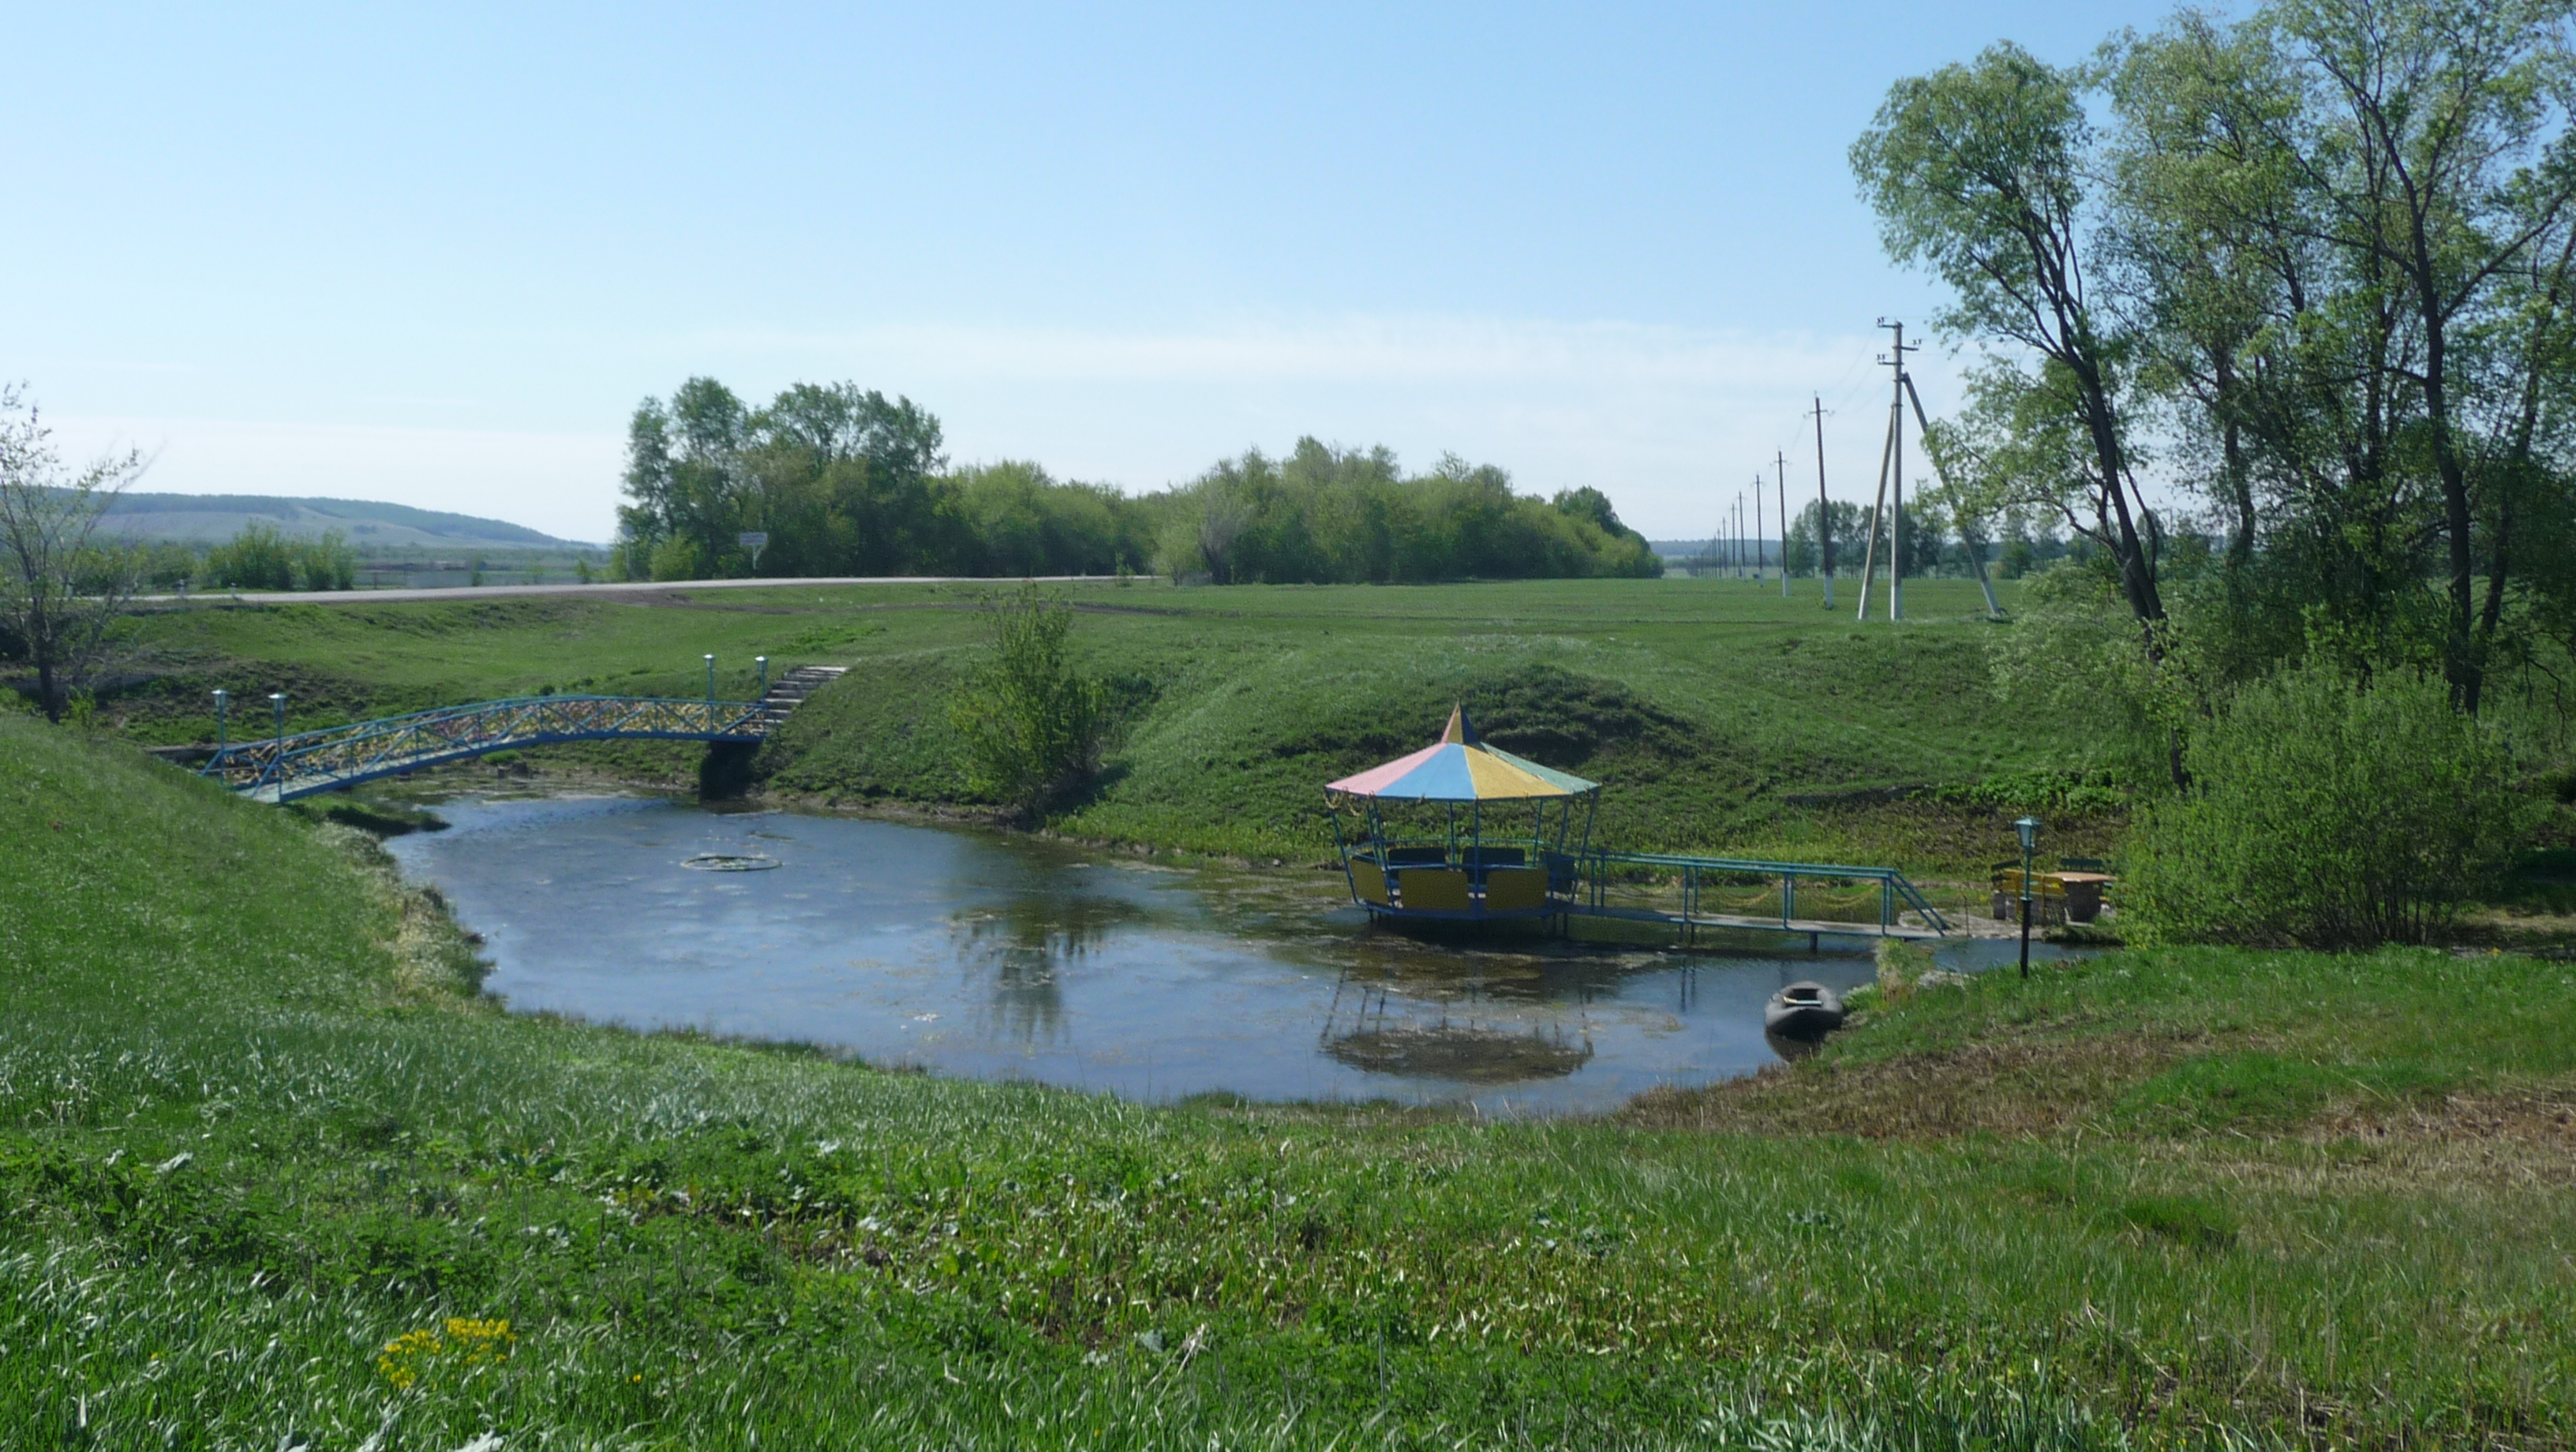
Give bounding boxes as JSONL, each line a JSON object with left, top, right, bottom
{"left": 9, "top": 2, "right": 2187, "bottom": 543}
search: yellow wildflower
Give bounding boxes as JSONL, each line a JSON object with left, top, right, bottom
{"left": 376, "top": 1318, "right": 515, "bottom": 1389}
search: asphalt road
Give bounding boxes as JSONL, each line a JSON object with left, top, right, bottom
{"left": 143, "top": 574, "right": 1119, "bottom": 606}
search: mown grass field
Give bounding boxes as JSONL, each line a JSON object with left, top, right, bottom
{"left": 107, "top": 576, "right": 2121, "bottom": 880}
{"left": 7, "top": 709, "right": 2574, "bottom": 1446}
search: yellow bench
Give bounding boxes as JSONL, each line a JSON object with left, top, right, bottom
{"left": 1349, "top": 858, "right": 1391, "bottom": 906}
{"left": 1482, "top": 867, "right": 1550, "bottom": 913}
{"left": 1395, "top": 867, "right": 1472, "bottom": 913}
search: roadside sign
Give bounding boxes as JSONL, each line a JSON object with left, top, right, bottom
{"left": 738, "top": 532, "right": 769, "bottom": 548}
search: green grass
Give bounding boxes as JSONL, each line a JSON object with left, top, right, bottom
{"left": 103, "top": 577, "right": 2123, "bottom": 879}
{"left": 7, "top": 714, "right": 2575, "bottom": 1446}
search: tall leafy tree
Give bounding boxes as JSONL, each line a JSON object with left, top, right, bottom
{"left": 2265, "top": 0, "right": 2576, "bottom": 711}
{"left": 1853, "top": 43, "right": 2168, "bottom": 635}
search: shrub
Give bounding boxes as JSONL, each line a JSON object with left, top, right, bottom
{"left": 2124, "top": 662, "right": 2530, "bottom": 948}
{"left": 292, "top": 530, "right": 354, "bottom": 590}
{"left": 648, "top": 534, "right": 702, "bottom": 582}
{"left": 202, "top": 522, "right": 297, "bottom": 590}
{"left": 945, "top": 586, "right": 1108, "bottom": 821}
{"left": 201, "top": 525, "right": 354, "bottom": 591}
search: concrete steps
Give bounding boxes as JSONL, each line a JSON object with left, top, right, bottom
{"left": 747, "top": 664, "right": 848, "bottom": 734}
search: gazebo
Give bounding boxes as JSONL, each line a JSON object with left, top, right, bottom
{"left": 1324, "top": 705, "right": 1600, "bottom": 922}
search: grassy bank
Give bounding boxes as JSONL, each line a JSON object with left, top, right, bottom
{"left": 102, "top": 576, "right": 2122, "bottom": 879}
{"left": 6, "top": 717, "right": 2572, "bottom": 1446}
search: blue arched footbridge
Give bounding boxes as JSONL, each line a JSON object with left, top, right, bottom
{"left": 201, "top": 665, "right": 844, "bottom": 803}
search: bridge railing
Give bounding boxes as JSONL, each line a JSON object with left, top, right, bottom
{"left": 204, "top": 694, "right": 768, "bottom": 801}
{"left": 1575, "top": 850, "right": 1952, "bottom": 935}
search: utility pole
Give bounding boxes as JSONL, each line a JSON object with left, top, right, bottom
{"left": 1751, "top": 477, "right": 1764, "bottom": 582}
{"left": 1810, "top": 395, "right": 1833, "bottom": 608}
{"left": 1775, "top": 451, "right": 1790, "bottom": 599}
{"left": 1879, "top": 318, "right": 1917, "bottom": 622}
{"left": 1900, "top": 371, "right": 2001, "bottom": 618}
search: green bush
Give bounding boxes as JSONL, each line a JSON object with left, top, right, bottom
{"left": 292, "top": 531, "right": 354, "bottom": 590}
{"left": 2124, "top": 662, "right": 2530, "bottom": 947}
{"left": 648, "top": 533, "right": 703, "bottom": 582}
{"left": 201, "top": 522, "right": 297, "bottom": 590}
{"left": 945, "top": 586, "right": 1108, "bottom": 821}
{"left": 201, "top": 525, "right": 354, "bottom": 591}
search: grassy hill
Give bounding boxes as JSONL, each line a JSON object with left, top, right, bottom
{"left": 105, "top": 576, "right": 2120, "bottom": 881}
{"left": 99, "top": 488, "right": 585, "bottom": 549}
{"left": 6, "top": 709, "right": 2573, "bottom": 1445}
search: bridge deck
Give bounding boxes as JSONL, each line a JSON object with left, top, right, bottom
{"left": 1571, "top": 904, "right": 1947, "bottom": 940}
{"left": 204, "top": 667, "right": 848, "bottom": 802}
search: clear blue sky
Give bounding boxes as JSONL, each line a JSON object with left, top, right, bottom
{"left": 9, "top": 2, "right": 2189, "bottom": 543}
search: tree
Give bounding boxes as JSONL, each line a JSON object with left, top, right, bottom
{"left": 2264, "top": 0, "right": 2576, "bottom": 713}
{"left": 945, "top": 586, "right": 1110, "bottom": 821}
{"left": 2083, "top": 1, "right": 2576, "bottom": 713}
{"left": 618, "top": 379, "right": 954, "bottom": 580}
{"left": 0, "top": 387, "right": 148, "bottom": 723}
{"left": 1783, "top": 499, "right": 1864, "bottom": 577}
{"left": 1853, "top": 43, "right": 2169, "bottom": 634}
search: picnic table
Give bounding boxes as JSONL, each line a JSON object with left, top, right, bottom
{"left": 1991, "top": 866, "right": 2118, "bottom": 925}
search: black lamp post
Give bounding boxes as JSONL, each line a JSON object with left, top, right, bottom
{"left": 2014, "top": 814, "right": 2041, "bottom": 979}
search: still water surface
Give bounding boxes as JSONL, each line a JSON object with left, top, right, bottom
{"left": 388, "top": 795, "right": 2083, "bottom": 1114}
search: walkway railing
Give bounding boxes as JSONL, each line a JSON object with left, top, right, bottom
{"left": 1574, "top": 850, "right": 1952, "bottom": 937}
{"left": 203, "top": 695, "right": 768, "bottom": 803}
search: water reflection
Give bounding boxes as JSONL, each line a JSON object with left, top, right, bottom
{"left": 1320, "top": 972, "right": 1596, "bottom": 1082}
{"left": 384, "top": 795, "right": 2093, "bottom": 1114}
{"left": 951, "top": 893, "right": 1147, "bottom": 1043}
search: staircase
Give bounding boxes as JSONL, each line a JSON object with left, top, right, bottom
{"left": 751, "top": 664, "right": 848, "bottom": 734}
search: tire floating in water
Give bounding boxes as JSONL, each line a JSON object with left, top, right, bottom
{"left": 682, "top": 853, "right": 782, "bottom": 872}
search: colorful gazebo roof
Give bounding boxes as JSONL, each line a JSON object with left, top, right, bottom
{"left": 1324, "top": 705, "right": 1598, "bottom": 802}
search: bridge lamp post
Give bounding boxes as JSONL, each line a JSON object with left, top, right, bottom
{"left": 755, "top": 656, "right": 768, "bottom": 694}
{"left": 2014, "top": 815, "right": 2041, "bottom": 979}
{"left": 269, "top": 693, "right": 287, "bottom": 788}
{"left": 211, "top": 690, "right": 229, "bottom": 757}
{"left": 704, "top": 655, "right": 716, "bottom": 724}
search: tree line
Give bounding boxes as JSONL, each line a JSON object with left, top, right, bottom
{"left": 608, "top": 379, "right": 1661, "bottom": 585}
{"left": 1859, "top": 0, "right": 2576, "bottom": 946}
{"left": 1861, "top": 0, "right": 2576, "bottom": 726}
{"left": 1768, "top": 498, "right": 2084, "bottom": 582}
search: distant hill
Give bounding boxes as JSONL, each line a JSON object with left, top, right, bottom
{"left": 96, "top": 492, "right": 590, "bottom": 550}
{"left": 1651, "top": 538, "right": 1778, "bottom": 564}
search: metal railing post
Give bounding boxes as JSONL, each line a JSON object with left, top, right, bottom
{"left": 268, "top": 693, "right": 286, "bottom": 791}
{"left": 703, "top": 654, "right": 716, "bottom": 731}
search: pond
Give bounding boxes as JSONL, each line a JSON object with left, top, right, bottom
{"left": 387, "top": 796, "right": 2087, "bottom": 1115}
